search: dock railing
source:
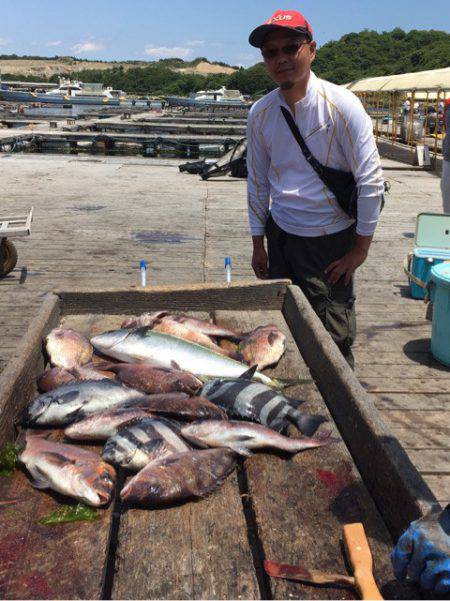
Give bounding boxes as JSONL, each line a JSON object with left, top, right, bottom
{"left": 345, "top": 68, "right": 450, "bottom": 170}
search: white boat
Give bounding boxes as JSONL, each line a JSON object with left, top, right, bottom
{"left": 0, "top": 77, "right": 126, "bottom": 106}
{"left": 167, "top": 86, "right": 247, "bottom": 108}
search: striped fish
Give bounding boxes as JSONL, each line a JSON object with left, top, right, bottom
{"left": 102, "top": 417, "right": 192, "bottom": 471}
{"left": 199, "top": 378, "right": 326, "bottom": 436}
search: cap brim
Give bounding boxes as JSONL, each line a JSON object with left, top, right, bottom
{"left": 249, "top": 24, "right": 311, "bottom": 48}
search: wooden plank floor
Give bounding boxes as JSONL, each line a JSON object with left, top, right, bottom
{"left": 0, "top": 151, "right": 448, "bottom": 507}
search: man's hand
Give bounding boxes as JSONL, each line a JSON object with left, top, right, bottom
{"left": 325, "top": 247, "right": 368, "bottom": 286}
{"left": 325, "top": 233, "right": 373, "bottom": 286}
{"left": 252, "top": 235, "right": 269, "bottom": 279}
{"left": 391, "top": 505, "right": 450, "bottom": 597}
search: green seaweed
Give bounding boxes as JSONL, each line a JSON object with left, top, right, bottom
{"left": 0, "top": 442, "right": 22, "bottom": 476}
{"left": 38, "top": 503, "right": 100, "bottom": 526}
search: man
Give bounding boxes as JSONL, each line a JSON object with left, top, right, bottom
{"left": 442, "top": 98, "right": 450, "bottom": 213}
{"left": 246, "top": 9, "right": 384, "bottom": 367}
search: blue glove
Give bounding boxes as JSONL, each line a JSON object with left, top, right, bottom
{"left": 391, "top": 504, "right": 450, "bottom": 596}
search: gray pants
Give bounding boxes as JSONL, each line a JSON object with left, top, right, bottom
{"left": 266, "top": 214, "right": 356, "bottom": 367}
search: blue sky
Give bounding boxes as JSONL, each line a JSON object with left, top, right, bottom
{"left": 1, "top": 0, "right": 449, "bottom": 67}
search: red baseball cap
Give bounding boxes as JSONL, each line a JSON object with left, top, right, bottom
{"left": 249, "top": 9, "right": 313, "bottom": 48}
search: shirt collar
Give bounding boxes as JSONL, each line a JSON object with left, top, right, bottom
{"left": 278, "top": 70, "right": 318, "bottom": 110}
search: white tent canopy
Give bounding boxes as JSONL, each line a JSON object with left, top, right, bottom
{"left": 344, "top": 67, "right": 450, "bottom": 93}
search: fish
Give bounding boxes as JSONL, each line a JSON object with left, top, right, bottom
{"left": 45, "top": 328, "right": 93, "bottom": 369}
{"left": 181, "top": 420, "right": 334, "bottom": 457}
{"left": 102, "top": 417, "right": 193, "bottom": 471}
{"left": 37, "top": 365, "right": 115, "bottom": 393}
{"left": 122, "top": 311, "right": 240, "bottom": 339}
{"left": 64, "top": 407, "right": 155, "bottom": 441}
{"left": 199, "top": 376, "right": 326, "bottom": 436}
{"left": 91, "top": 327, "right": 284, "bottom": 388}
{"left": 20, "top": 430, "right": 115, "bottom": 507}
{"left": 122, "top": 392, "right": 228, "bottom": 421}
{"left": 120, "top": 448, "right": 236, "bottom": 506}
{"left": 238, "top": 325, "right": 286, "bottom": 370}
{"left": 100, "top": 363, "right": 203, "bottom": 395}
{"left": 22, "top": 379, "right": 146, "bottom": 427}
{"left": 151, "top": 317, "right": 237, "bottom": 357}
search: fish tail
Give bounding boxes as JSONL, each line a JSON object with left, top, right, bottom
{"left": 291, "top": 429, "right": 338, "bottom": 451}
{"left": 263, "top": 376, "right": 313, "bottom": 390}
{"left": 289, "top": 412, "right": 328, "bottom": 437}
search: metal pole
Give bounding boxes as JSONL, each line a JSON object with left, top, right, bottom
{"left": 375, "top": 92, "right": 381, "bottom": 141}
{"left": 433, "top": 90, "right": 441, "bottom": 166}
{"left": 407, "top": 90, "right": 416, "bottom": 147}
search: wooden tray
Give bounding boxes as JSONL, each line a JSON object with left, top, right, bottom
{"left": 0, "top": 281, "right": 436, "bottom": 599}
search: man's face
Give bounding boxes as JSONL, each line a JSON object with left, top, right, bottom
{"left": 261, "top": 29, "right": 316, "bottom": 90}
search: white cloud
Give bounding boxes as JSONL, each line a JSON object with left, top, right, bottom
{"left": 236, "top": 52, "right": 260, "bottom": 67}
{"left": 186, "top": 40, "right": 205, "bottom": 47}
{"left": 0, "top": 38, "right": 10, "bottom": 47}
{"left": 47, "top": 40, "right": 62, "bottom": 47}
{"left": 72, "top": 40, "right": 105, "bottom": 53}
{"left": 144, "top": 45, "right": 193, "bottom": 60}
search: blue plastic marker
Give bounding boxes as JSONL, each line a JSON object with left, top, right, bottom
{"left": 140, "top": 259, "right": 148, "bottom": 287}
{"left": 225, "top": 256, "right": 231, "bottom": 286}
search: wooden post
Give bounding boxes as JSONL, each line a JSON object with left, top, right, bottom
{"left": 375, "top": 92, "right": 381, "bottom": 141}
{"left": 407, "top": 90, "right": 416, "bottom": 147}
{"left": 433, "top": 90, "right": 441, "bottom": 167}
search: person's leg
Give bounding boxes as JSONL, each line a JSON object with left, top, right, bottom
{"left": 284, "top": 227, "right": 356, "bottom": 368}
{"left": 441, "top": 161, "right": 450, "bottom": 214}
{"left": 266, "top": 214, "right": 291, "bottom": 279}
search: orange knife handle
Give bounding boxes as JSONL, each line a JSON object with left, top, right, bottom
{"left": 343, "top": 523, "right": 384, "bottom": 600}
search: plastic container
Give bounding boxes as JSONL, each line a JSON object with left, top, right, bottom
{"left": 405, "top": 213, "right": 450, "bottom": 299}
{"left": 430, "top": 262, "right": 450, "bottom": 366}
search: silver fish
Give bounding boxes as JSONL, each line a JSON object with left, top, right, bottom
{"left": 46, "top": 328, "right": 93, "bottom": 369}
{"left": 181, "top": 420, "right": 334, "bottom": 457}
{"left": 120, "top": 448, "right": 236, "bottom": 506}
{"left": 20, "top": 431, "right": 115, "bottom": 507}
{"left": 22, "top": 379, "right": 146, "bottom": 426}
{"left": 199, "top": 378, "right": 326, "bottom": 436}
{"left": 102, "top": 417, "right": 192, "bottom": 471}
{"left": 91, "top": 327, "right": 282, "bottom": 388}
{"left": 64, "top": 407, "right": 155, "bottom": 441}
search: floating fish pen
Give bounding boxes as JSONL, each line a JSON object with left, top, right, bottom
{"left": 0, "top": 281, "right": 436, "bottom": 599}
{"left": 0, "top": 131, "right": 240, "bottom": 158}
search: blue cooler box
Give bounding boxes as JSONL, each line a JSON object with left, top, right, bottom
{"left": 430, "top": 262, "right": 450, "bottom": 366}
{"left": 405, "top": 213, "right": 450, "bottom": 299}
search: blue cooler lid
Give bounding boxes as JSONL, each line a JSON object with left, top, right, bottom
{"left": 414, "top": 248, "right": 450, "bottom": 260}
{"left": 431, "top": 262, "right": 450, "bottom": 288}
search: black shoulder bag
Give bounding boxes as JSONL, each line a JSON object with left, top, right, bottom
{"left": 280, "top": 105, "right": 385, "bottom": 219}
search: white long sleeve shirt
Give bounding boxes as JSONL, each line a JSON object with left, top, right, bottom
{"left": 247, "top": 71, "right": 384, "bottom": 237}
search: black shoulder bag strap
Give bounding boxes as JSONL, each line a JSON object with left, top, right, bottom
{"left": 280, "top": 105, "right": 359, "bottom": 218}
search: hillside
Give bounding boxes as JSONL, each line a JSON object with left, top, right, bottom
{"left": 0, "top": 56, "right": 236, "bottom": 79}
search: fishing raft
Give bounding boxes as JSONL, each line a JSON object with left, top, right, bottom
{"left": 0, "top": 281, "right": 437, "bottom": 599}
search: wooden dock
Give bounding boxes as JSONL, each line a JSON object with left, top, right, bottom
{"left": 0, "top": 151, "right": 448, "bottom": 511}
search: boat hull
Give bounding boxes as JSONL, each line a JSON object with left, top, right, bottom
{"left": 0, "top": 89, "right": 122, "bottom": 106}
{"left": 166, "top": 95, "right": 247, "bottom": 108}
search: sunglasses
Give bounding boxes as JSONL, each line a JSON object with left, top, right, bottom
{"left": 261, "top": 41, "right": 308, "bottom": 61}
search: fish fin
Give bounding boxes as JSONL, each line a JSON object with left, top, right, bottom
{"left": 239, "top": 366, "right": 258, "bottom": 380}
{"left": 170, "top": 360, "right": 182, "bottom": 371}
{"left": 289, "top": 412, "right": 328, "bottom": 437}
{"left": 30, "top": 474, "right": 50, "bottom": 490}
{"left": 286, "top": 397, "right": 306, "bottom": 409}
{"left": 234, "top": 435, "right": 254, "bottom": 442}
{"left": 42, "top": 452, "right": 76, "bottom": 468}
{"left": 230, "top": 445, "right": 254, "bottom": 457}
